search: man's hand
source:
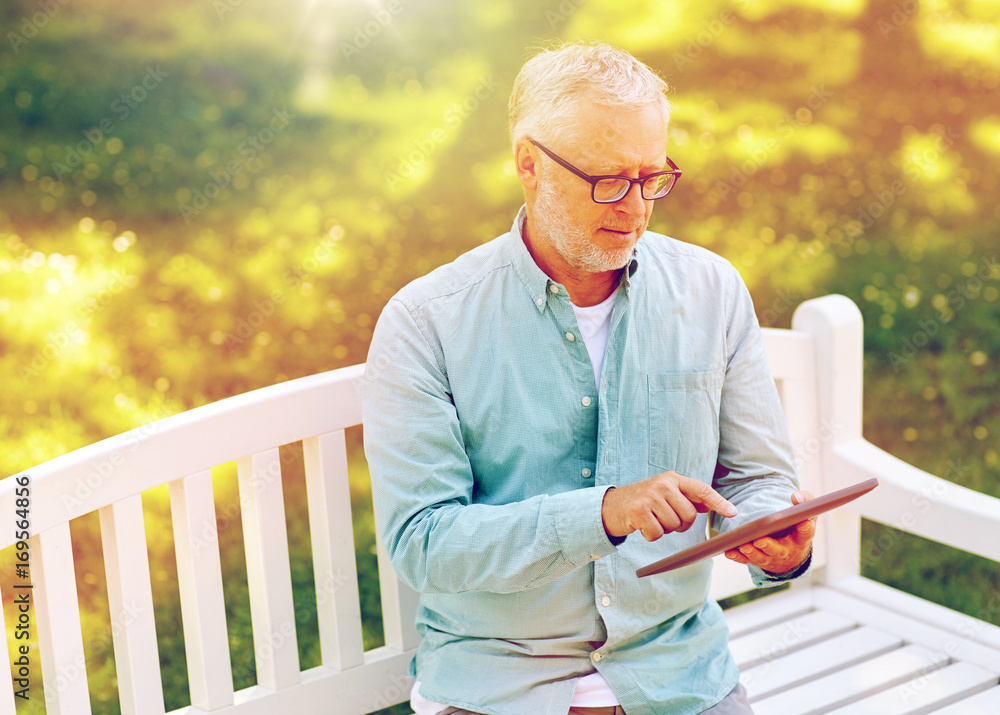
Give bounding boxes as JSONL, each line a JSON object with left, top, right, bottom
{"left": 724, "top": 491, "right": 816, "bottom": 574}
{"left": 602, "top": 471, "right": 738, "bottom": 542}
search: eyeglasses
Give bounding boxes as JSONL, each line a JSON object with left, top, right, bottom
{"left": 530, "top": 139, "right": 682, "bottom": 204}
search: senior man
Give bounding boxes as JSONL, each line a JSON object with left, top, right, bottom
{"left": 363, "top": 42, "right": 815, "bottom": 715}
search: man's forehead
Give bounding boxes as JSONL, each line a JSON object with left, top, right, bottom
{"left": 567, "top": 102, "right": 669, "bottom": 168}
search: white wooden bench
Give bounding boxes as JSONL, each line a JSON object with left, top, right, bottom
{"left": 2, "top": 294, "right": 999, "bottom": 714}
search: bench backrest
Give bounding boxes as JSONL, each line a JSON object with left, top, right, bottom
{"left": 1, "top": 365, "right": 417, "bottom": 715}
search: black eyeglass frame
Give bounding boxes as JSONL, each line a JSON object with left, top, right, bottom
{"left": 529, "top": 139, "right": 682, "bottom": 204}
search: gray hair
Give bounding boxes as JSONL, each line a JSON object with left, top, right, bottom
{"left": 508, "top": 42, "right": 671, "bottom": 151}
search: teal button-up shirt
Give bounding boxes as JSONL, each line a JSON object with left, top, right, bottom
{"left": 362, "top": 207, "right": 802, "bottom": 715}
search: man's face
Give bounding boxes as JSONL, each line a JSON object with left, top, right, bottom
{"left": 532, "top": 100, "right": 669, "bottom": 274}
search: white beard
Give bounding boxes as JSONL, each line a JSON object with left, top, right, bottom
{"left": 534, "top": 180, "right": 638, "bottom": 273}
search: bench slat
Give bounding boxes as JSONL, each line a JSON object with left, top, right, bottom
{"left": 237, "top": 449, "right": 300, "bottom": 690}
{"left": 826, "top": 662, "right": 998, "bottom": 714}
{"left": 303, "top": 431, "right": 364, "bottom": 670}
{"left": 930, "top": 684, "right": 1000, "bottom": 713}
{"left": 816, "top": 584, "right": 1000, "bottom": 672}
{"left": 724, "top": 588, "right": 815, "bottom": 638}
{"left": 836, "top": 577, "right": 1000, "bottom": 653}
{"left": 170, "top": 470, "right": 235, "bottom": 708}
{"left": 729, "top": 610, "right": 855, "bottom": 670}
{"left": 741, "top": 625, "right": 903, "bottom": 701}
{"left": 32, "top": 523, "right": 92, "bottom": 714}
{"left": 374, "top": 523, "right": 421, "bottom": 652}
{"left": 100, "top": 495, "right": 165, "bottom": 715}
{"left": 752, "top": 644, "right": 945, "bottom": 715}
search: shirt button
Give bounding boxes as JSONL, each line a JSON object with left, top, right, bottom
{"left": 591, "top": 652, "right": 603, "bottom": 663}
{"left": 590, "top": 554, "right": 600, "bottom": 560}
{"left": 581, "top": 396, "right": 592, "bottom": 407}
{"left": 549, "top": 284, "right": 559, "bottom": 294}
{"left": 565, "top": 332, "right": 575, "bottom": 341}
{"left": 581, "top": 468, "right": 592, "bottom": 478}
{"left": 601, "top": 595, "right": 611, "bottom": 607}
{"left": 536, "top": 297, "right": 544, "bottom": 307}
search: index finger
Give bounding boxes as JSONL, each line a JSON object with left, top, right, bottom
{"left": 677, "top": 478, "right": 737, "bottom": 518}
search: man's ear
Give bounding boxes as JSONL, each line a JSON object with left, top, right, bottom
{"left": 513, "top": 138, "right": 539, "bottom": 192}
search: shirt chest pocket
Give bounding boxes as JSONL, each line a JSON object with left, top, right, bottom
{"left": 647, "top": 369, "right": 724, "bottom": 475}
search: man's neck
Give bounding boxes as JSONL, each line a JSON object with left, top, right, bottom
{"left": 521, "top": 222, "right": 621, "bottom": 307}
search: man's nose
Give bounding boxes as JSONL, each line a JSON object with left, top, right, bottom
{"left": 616, "top": 181, "right": 648, "bottom": 218}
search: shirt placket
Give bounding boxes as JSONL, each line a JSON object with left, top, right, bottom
{"left": 544, "top": 280, "right": 600, "bottom": 488}
{"left": 592, "top": 288, "right": 629, "bottom": 651}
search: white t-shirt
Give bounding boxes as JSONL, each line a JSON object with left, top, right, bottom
{"left": 411, "top": 670, "right": 619, "bottom": 713}
{"left": 571, "top": 288, "right": 617, "bottom": 392}
{"left": 411, "top": 289, "right": 621, "bottom": 714}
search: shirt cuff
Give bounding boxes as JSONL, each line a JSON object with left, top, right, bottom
{"left": 750, "top": 548, "right": 813, "bottom": 588}
{"left": 554, "top": 485, "right": 620, "bottom": 566}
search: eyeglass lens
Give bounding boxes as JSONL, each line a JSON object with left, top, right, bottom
{"left": 593, "top": 174, "right": 676, "bottom": 203}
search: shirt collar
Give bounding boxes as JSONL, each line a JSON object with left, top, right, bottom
{"left": 506, "top": 205, "right": 555, "bottom": 313}
{"left": 505, "top": 204, "right": 641, "bottom": 312}
{"left": 623, "top": 245, "right": 639, "bottom": 293}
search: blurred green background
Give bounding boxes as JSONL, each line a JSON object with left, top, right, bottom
{"left": 1, "top": 0, "right": 998, "bottom": 712}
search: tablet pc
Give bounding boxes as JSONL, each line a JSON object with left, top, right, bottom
{"left": 636, "top": 478, "right": 878, "bottom": 578}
